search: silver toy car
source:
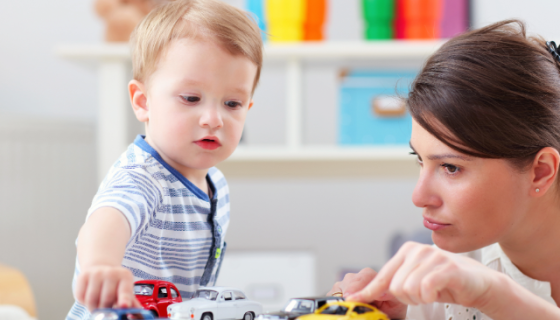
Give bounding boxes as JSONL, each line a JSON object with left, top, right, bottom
{"left": 256, "top": 297, "right": 344, "bottom": 320}
{"left": 168, "top": 287, "right": 263, "bottom": 320}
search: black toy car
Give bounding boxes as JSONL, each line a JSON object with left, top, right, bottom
{"left": 256, "top": 297, "right": 344, "bottom": 320}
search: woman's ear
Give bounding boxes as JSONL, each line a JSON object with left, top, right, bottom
{"left": 531, "top": 147, "right": 560, "bottom": 196}
{"left": 129, "top": 79, "right": 149, "bottom": 122}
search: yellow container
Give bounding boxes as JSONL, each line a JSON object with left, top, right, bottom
{"left": 265, "top": 0, "right": 306, "bottom": 42}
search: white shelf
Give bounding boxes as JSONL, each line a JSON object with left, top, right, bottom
{"left": 228, "top": 146, "right": 414, "bottom": 162}
{"left": 55, "top": 40, "right": 444, "bottom": 61}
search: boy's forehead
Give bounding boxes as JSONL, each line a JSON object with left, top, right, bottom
{"left": 145, "top": 37, "right": 258, "bottom": 93}
{"left": 148, "top": 37, "right": 258, "bottom": 89}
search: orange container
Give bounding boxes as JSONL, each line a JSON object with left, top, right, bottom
{"left": 403, "top": 0, "right": 443, "bottom": 39}
{"left": 304, "top": 0, "right": 327, "bottom": 41}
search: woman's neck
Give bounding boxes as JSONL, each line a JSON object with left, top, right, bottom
{"left": 500, "top": 192, "right": 560, "bottom": 284}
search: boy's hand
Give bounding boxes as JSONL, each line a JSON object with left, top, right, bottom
{"left": 75, "top": 265, "right": 142, "bottom": 311}
{"left": 76, "top": 206, "right": 139, "bottom": 311}
{"left": 328, "top": 267, "right": 408, "bottom": 319}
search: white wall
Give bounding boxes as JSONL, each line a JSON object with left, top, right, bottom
{"left": 2, "top": 1, "right": 560, "bottom": 319}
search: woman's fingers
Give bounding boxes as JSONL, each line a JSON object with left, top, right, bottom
{"left": 392, "top": 245, "right": 449, "bottom": 305}
{"left": 344, "top": 268, "right": 377, "bottom": 296}
{"left": 327, "top": 268, "right": 377, "bottom": 297}
{"left": 347, "top": 245, "right": 409, "bottom": 303}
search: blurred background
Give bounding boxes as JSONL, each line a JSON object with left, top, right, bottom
{"left": 1, "top": 0, "right": 560, "bottom": 319}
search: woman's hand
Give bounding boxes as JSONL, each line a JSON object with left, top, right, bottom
{"left": 328, "top": 268, "right": 408, "bottom": 319}
{"left": 347, "top": 242, "right": 497, "bottom": 310}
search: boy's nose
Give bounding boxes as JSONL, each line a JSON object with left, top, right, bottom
{"left": 200, "top": 105, "right": 223, "bottom": 129}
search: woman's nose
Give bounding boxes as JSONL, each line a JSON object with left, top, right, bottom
{"left": 411, "top": 170, "right": 442, "bottom": 209}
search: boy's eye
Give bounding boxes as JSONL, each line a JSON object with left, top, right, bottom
{"left": 225, "top": 101, "right": 242, "bottom": 108}
{"left": 181, "top": 96, "right": 200, "bottom": 103}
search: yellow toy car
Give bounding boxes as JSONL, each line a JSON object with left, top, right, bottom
{"left": 295, "top": 301, "right": 388, "bottom": 320}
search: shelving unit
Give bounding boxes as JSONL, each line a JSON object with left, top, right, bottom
{"left": 55, "top": 41, "right": 444, "bottom": 180}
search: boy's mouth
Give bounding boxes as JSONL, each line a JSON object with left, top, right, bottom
{"left": 195, "top": 136, "right": 221, "bottom": 150}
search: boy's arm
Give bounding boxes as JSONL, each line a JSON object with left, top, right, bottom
{"left": 75, "top": 207, "right": 142, "bottom": 311}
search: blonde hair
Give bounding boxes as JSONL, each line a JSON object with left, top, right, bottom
{"left": 130, "top": 0, "right": 263, "bottom": 92}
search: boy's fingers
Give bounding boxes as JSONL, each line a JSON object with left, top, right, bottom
{"left": 84, "top": 276, "right": 102, "bottom": 311}
{"left": 99, "top": 277, "right": 118, "bottom": 308}
{"left": 116, "top": 275, "right": 136, "bottom": 308}
{"left": 132, "top": 297, "right": 143, "bottom": 308}
{"left": 75, "top": 274, "right": 89, "bottom": 305}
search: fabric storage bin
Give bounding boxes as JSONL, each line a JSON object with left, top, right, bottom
{"left": 339, "top": 70, "right": 417, "bottom": 145}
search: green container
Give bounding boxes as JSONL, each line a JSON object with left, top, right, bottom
{"left": 362, "top": 0, "right": 395, "bottom": 40}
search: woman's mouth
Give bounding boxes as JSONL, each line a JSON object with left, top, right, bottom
{"left": 423, "top": 217, "right": 451, "bottom": 231}
{"left": 195, "top": 137, "right": 221, "bottom": 150}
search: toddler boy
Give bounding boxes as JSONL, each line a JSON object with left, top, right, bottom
{"left": 66, "top": 1, "right": 263, "bottom": 319}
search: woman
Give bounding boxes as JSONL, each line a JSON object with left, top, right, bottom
{"left": 329, "top": 20, "right": 560, "bottom": 319}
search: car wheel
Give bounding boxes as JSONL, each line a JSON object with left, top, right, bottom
{"left": 150, "top": 310, "right": 159, "bottom": 318}
{"left": 202, "top": 313, "right": 213, "bottom": 320}
{"left": 243, "top": 312, "right": 254, "bottom": 320}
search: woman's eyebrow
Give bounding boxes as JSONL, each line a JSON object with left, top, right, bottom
{"left": 427, "top": 154, "right": 473, "bottom": 161}
{"left": 409, "top": 142, "right": 472, "bottom": 161}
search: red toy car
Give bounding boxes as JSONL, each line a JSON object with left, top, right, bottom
{"left": 135, "top": 280, "right": 183, "bottom": 318}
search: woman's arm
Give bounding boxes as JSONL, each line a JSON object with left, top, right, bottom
{"left": 347, "top": 242, "right": 560, "bottom": 319}
{"left": 476, "top": 273, "right": 560, "bottom": 319}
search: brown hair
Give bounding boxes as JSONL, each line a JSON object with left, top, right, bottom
{"left": 130, "top": 0, "right": 263, "bottom": 92}
{"left": 408, "top": 19, "right": 560, "bottom": 172}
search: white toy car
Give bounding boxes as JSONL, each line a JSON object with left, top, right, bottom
{"left": 168, "top": 287, "right": 263, "bottom": 320}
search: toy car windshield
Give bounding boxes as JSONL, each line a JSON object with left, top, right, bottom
{"left": 193, "top": 289, "right": 219, "bottom": 300}
{"left": 319, "top": 305, "right": 348, "bottom": 315}
{"left": 134, "top": 284, "right": 155, "bottom": 296}
{"left": 283, "top": 299, "right": 314, "bottom": 313}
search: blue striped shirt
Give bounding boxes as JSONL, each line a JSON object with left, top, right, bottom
{"left": 66, "top": 135, "right": 230, "bottom": 320}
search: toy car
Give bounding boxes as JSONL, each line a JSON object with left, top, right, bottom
{"left": 134, "top": 280, "right": 183, "bottom": 317}
{"left": 89, "top": 308, "right": 155, "bottom": 319}
{"left": 167, "top": 287, "right": 263, "bottom": 320}
{"left": 295, "top": 301, "right": 388, "bottom": 320}
{"left": 256, "top": 297, "right": 344, "bottom": 320}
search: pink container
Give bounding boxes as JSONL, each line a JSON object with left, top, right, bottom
{"left": 440, "top": 0, "right": 469, "bottom": 38}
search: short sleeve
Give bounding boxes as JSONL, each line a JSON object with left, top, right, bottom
{"left": 87, "top": 170, "right": 161, "bottom": 241}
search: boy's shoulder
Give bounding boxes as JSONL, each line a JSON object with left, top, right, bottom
{"left": 101, "top": 142, "right": 165, "bottom": 187}
{"left": 114, "top": 142, "right": 162, "bottom": 173}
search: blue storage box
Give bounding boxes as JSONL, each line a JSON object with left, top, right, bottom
{"left": 338, "top": 70, "right": 417, "bottom": 145}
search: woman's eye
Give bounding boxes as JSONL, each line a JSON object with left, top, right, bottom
{"left": 225, "top": 101, "right": 242, "bottom": 108}
{"left": 182, "top": 96, "right": 200, "bottom": 103}
{"left": 409, "top": 151, "right": 423, "bottom": 165}
{"left": 442, "top": 164, "right": 459, "bottom": 174}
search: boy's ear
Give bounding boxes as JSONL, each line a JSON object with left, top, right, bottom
{"left": 531, "top": 147, "right": 560, "bottom": 196}
{"left": 248, "top": 99, "right": 254, "bottom": 110}
{"left": 129, "top": 79, "right": 149, "bottom": 122}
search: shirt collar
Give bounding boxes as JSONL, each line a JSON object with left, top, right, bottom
{"left": 482, "top": 243, "right": 555, "bottom": 306}
{"left": 133, "top": 135, "right": 216, "bottom": 202}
